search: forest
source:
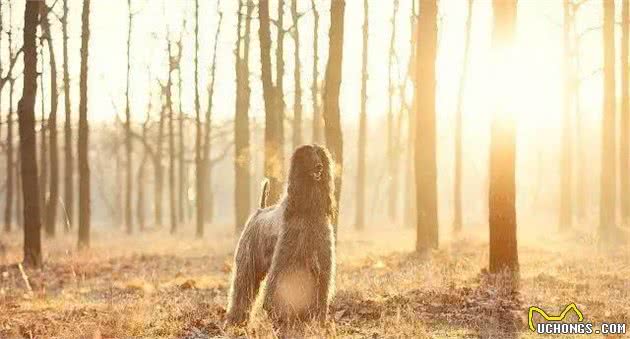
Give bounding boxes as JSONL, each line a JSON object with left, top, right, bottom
{"left": 0, "top": 0, "right": 629, "bottom": 338}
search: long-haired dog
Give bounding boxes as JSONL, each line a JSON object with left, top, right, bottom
{"left": 225, "top": 144, "right": 336, "bottom": 327}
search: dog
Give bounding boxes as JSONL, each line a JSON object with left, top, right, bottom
{"left": 225, "top": 144, "right": 336, "bottom": 327}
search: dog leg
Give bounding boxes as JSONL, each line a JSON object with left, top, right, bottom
{"left": 226, "top": 243, "right": 266, "bottom": 326}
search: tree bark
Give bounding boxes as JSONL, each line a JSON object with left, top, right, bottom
{"left": 600, "top": 0, "right": 616, "bottom": 243}
{"left": 310, "top": 0, "right": 322, "bottom": 144}
{"left": 234, "top": 0, "right": 253, "bottom": 233}
{"left": 323, "top": 0, "right": 345, "bottom": 231}
{"left": 415, "top": 0, "right": 439, "bottom": 252}
{"left": 4, "top": 60, "right": 15, "bottom": 234}
{"left": 356, "top": 0, "right": 368, "bottom": 231}
{"left": 291, "top": 0, "right": 302, "bottom": 149}
{"left": 620, "top": 0, "right": 629, "bottom": 226}
{"left": 276, "top": 0, "right": 286, "bottom": 181}
{"left": 39, "top": 46, "right": 48, "bottom": 229}
{"left": 489, "top": 0, "right": 518, "bottom": 273}
{"left": 167, "top": 41, "right": 177, "bottom": 234}
{"left": 559, "top": 0, "right": 573, "bottom": 232}
{"left": 19, "top": 0, "right": 42, "bottom": 267}
{"left": 77, "top": 0, "right": 91, "bottom": 250}
{"left": 62, "top": 0, "right": 73, "bottom": 232}
{"left": 259, "top": 0, "right": 283, "bottom": 205}
{"left": 453, "top": 0, "right": 473, "bottom": 234}
{"left": 42, "top": 3, "right": 59, "bottom": 238}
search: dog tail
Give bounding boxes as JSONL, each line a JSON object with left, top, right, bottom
{"left": 259, "top": 178, "right": 270, "bottom": 208}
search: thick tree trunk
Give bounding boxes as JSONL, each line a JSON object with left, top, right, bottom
{"left": 620, "top": 0, "right": 629, "bottom": 226}
{"left": 234, "top": 0, "right": 252, "bottom": 233}
{"left": 276, "top": 0, "right": 286, "bottom": 184}
{"left": 77, "top": 0, "right": 91, "bottom": 250}
{"left": 62, "top": 0, "right": 73, "bottom": 232}
{"left": 453, "top": 0, "right": 473, "bottom": 234}
{"left": 259, "top": 0, "right": 283, "bottom": 205}
{"left": 600, "top": 0, "right": 616, "bottom": 243}
{"left": 124, "top": 0, "right": 133, "bottom": 234}
{"left": 19, "top": 1, "right": 42, "bottom": 267}
{"left": 559, "top": 0, "right": 573, "bottom": 232}
{"left": 39, "top": 55, "right": 48, "bottom": 229}
{"left": 387, "top": 0, "right": 399, "bottom": 221}
{"left": 42, "top": 4, "right": 59, "bottom": 237}
{"left": 489, "top": 0, "right": 518, "bottom": 273}
{"left": 415, "top": 0, "right": 438, "bottom": 252}
{"left": 291, "top": 0, "right": 302, "bottom": 149}
{"left": 323, "top": 0, "right": 345, "bottom": 231}
{"left": 311, "top": 0, "right": 322, "bottom": 144}
{"left": 356, "top": 0, "right": 368, "bottom": 231}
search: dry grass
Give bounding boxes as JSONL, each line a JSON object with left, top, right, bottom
{"left": 0, "top": 224, "right": 628, "bottom": 338}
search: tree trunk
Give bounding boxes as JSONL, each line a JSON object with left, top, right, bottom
{"left": 415, "top": 0, "right": 438, "bottom": 252}
{"left": 620, "top": 0, "right": 629, "bottom": 226}
{"left": 19, "top": 0, "right": 42, "bottom": 267}
{"left": 39, "top": 49, "right": 48, "bottom": 229}
{"left": 489, "top": 0, "right": 518, "bottom": 273}
{"left": 177, "top": 36, "right": 186, "bottom": 225}
{"left": 42, "top": 3, "right": 59, "bottom": 238}
{"left": 62, "top": 0, "right": 73, "bottom": 232}
{"left": 124, "top": 0, "right": 133, "bottom": 234}
{"left": 167, "top": 41, "right": 177, "bottom": 234}
{"left": 356, "top": 0, "right": 368, "bottom": 231}
{"left": 323, "top": 0, "right": 345, "bottom": 231}
{"left": 136, "top": 153, "right": 147, "bottom": 232}
{"left": 310, "top": 0, "right": 322, "bottom": 144}
{"left": 559, "top": 0, "right": 573, "bottom": 232}
{"left": 155, "top": 108, "right": 164, "bottom": 229}
{"left": 276, "top": 0, "right": 286, "bottom": 183}
{"left": 453, "top": 0, "right": 473, "bottom": 234}
{"left": 4, "top": 81, "right": 15, "bottom": 233}
{"left": 291, "top": 0, "right": 303, "bottom": 149}
{"left": 77, "top": 0, "right": 91, "bottom": 250}
{"left": 259, "top": 0, "right": 283, "bottom": 205}
{"left": 194, "top": 0, "right": 203, "bottom": 237}
{"left": 234, "top": 0, "right": 253, "bottom": 233}
{"left": 387, "top": 0, "right": 399, "bottom": 222}
{"left": 600, "top": 0, "right": 616, "bottom": 243}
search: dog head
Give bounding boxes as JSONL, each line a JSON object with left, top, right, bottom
{"left": 286, "top": 144, "right": 336, "bottom": 219}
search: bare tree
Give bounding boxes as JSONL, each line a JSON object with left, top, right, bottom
{"left": 259, "top": 0, "right": 283, "bottom": 204}
{"left": 489, "top": 0, "right": 518, "bottom": 273}
{"left": 415, "top": 0, "right": 438, "bottom": 252}
{"left": 62, "top": 0, "right": 73, "bottom": 232}
{"left": 620, "top": 0, "right": 629, "bottom": 226}
{"left": 559, "top": 0, "right": 573, "bottom": 232}
{"left": 291, "top": 0, "right": 302, "bottom": 149}
{"left": 167, "top": 39, "right": 177, "bottom": 234}
{"left": 276, "top": 0, "right": 286, "bottom": 171}
{"left": 41, "top": 1, "right": 59, "bottom": 237}
{"left": 19, "top": 0, "right": 43, "bottom": 267}
{"left": 4, "top": 7, "right": 16, "bottom": 233}
{"left": 124, "top": 0, "right": 134, "bottom": 234}
{"left": 387, "top": 0, "right": 399, "bottom": 221}
{"left": 600, "top": 0, "right": 616, "bottom": 243}
{"left": 356, "top": 0, "right": 368, "bottom": 231}
{"left": 38, "top": 43, "right": 48, "bottom": 229}
{"left": 234, "top": 0, "right": 253, "bottom": 232}
{"left": 323, "top": 0, "right": 345, "bottom": 230}
{"left": 310, "top": 0, "right": 322, "bottom": 144}
{"left": 453, "top": 0, "right": 473, "bottom": 233}
{"left": 77, "top": 0, "right": 91, "bottom": 249}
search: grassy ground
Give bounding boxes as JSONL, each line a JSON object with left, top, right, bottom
{"left": 0, "top": 225, "right": 628, "bottom": 338}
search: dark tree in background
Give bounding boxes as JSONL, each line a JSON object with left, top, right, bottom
{"left": 600, "top": 0, "right": 616, "bottom": 243}
{"left": 4, "top": 5, "right": 16, "bottom": 234}
{"left": 41, "top": 1, "right": 60, "bottom": 238}
{"left": 124, "top": 0, "right": 134, "bottom": 234}
{"left": 355, "top": 0, "right": 368, "bottom": 231}
{"left": 415, "top": 0, "right": 439, "bottom": 252}
{"left": 62, "top": 0, "right": 73, "bottom": 232}
{"left": 234, "top": 0, "right": 253, "bottom": 232}
{"left": 78, "top": 0, "right": 92, "bottom": 249}
{"left": 323, "top": 0, "right": 345, "bottom": 230}
{"left": 488, "top": 0, "right": 518, "bottom": 273}
{"left": 18, "top": 0, "right": 42, "bottom": 267}
{"left": 291, "top": 0, "right": 303, "bottom": 149}
{"left": 259, "top": 0, "right": 283, "bottom": 204}
{"left": 453, "top": 0, "right": 473, "bottom": 234}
